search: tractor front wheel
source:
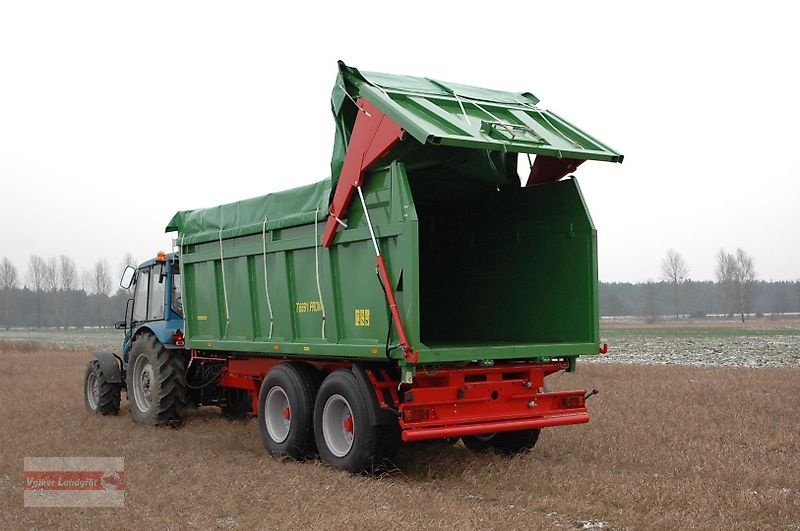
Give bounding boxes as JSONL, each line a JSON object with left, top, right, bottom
{"left": 84, "top": 360, "right": 121, "bottom": 415}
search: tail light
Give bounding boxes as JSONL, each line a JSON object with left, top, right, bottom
{"left": 560, "top": 395, "right": 585, "bottom": 409}
{"left": 172, "top": 329, "right": 185, "bottom": 347}
{"left": 403, "top": 407, "right": 437, "bottom": 423}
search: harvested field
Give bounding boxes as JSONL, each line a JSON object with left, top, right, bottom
{"left": 1, "top": 346, "right": 799, "bottom": 529}
{"left": 597, "top": 326, "right": 800, "bottom": 368}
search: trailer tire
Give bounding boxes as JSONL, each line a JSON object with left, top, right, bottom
{"left": 84, "top": 360, "right": 121, "bottom": 415}
{"left": 258, "top": 363, "right": 320, "bottom": 459}
{"left": 462, "top": 429, "right": 541, "bottom": 454}
{"left": 127, "top": 333, "right": 188, "bottom": 426}
{"left": 314, "top": 369, "right": 386, "bottom": 472}
{"left": 222, "top": 388, "right": 252, "bottom": 419}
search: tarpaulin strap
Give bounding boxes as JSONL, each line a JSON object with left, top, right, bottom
{"left": 356, "top": 187, "right": 380, "bottom": 257}
{"left": 218, "top": 230, "right": 230, "bottom": 336}
{"left": 314, "top": 208, "right": 327, "bottom": 339}
{"left": 519, "top": 101, "right": 583, "bottom": 149}
{"left": 261, "top": 220, "right": 274, "bottom": 339}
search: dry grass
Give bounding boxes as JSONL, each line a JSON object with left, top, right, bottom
{"left": 1, "top": 348, "right": 799, "bottom": 530}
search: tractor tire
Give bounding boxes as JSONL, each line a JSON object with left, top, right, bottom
{"left": 314, "top": 369, "right": 386, "bottom": 472}
{"left": 462, "top": 429, "right": 541, "bottom": 455}
{"left": 258, "top": 363, "right": 321, "bottom": 459}
{"left": 222, "top": 388, "right": 253, "bottom": 420}
{"left": 126, "top": 333, "right": 188, "bottom": 426}
{"left": 84, "top": 360, "right": 121, "bottom": 415}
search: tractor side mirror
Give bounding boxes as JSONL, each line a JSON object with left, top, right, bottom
{"left": 114, "top": 320, "right": 126, "bottom": 330}
{"left": 120, "top": 266, "right": 136, "bottom": 290}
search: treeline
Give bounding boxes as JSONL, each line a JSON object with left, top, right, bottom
{"left": 0, "top": 254, "right": 134, "bottom": 329}
{"left": 601, "top": 280, "right": 800, "bottom": 319}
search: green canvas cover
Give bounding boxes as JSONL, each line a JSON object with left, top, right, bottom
{"left": 166, "top": 179, "right": 331, "bottom": 245}
{"left": 330, "top": 61, "right": 623, "bottom": 187}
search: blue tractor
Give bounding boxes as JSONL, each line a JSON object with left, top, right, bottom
{"left": 82, "top": 252, "right": 249, "bottom": 424}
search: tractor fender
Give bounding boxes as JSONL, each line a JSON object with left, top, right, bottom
{"left": 351, "top": 363, "right": 399, "bottom": 427}
{"left": 91, "top": 351, "right": 123, "bottom": 384}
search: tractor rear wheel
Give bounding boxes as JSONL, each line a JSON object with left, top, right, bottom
{"left": 258, "top": 363, "right": 321, "bottom": 459}
{"left": 126, "top": 333, "right": 188, "bottom": 425}
{"left": 84, "top": 360, "right": 121, "bottom": 415}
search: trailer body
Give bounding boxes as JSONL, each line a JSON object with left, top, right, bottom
{"left": 87, "top": 62, "right": 622, "bottom": 470}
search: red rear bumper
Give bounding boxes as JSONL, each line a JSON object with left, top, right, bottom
{"left": 397, "top": 362, "right": 591, "bottom": 442}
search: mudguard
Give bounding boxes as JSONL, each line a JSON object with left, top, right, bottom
{"left": 91, "top": 352, "right": 123, "bottom": 384}
{"left": 351, "top": 363, "right": 399, "bottom": 427}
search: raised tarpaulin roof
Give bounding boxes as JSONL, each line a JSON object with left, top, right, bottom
{"left": 330, "top": 61, "right": 623, "bottom": 185}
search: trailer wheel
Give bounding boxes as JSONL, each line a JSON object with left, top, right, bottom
{"left": 84, "top": 360, "right": 121, "bottom": 415}
{"left": 222, "top": 388, "right": 252, "bottom": 419}
{"left": 314, "top": 369, "right": 384, "bottom": 472}
{"left": 127, "top": 333, "right": 188, "bottom": 425}
{"left": 258, "top": 363, "right": 320, "bottom": 459}
{"left": 462, "top": 429, "right": 541, "bottom": 454}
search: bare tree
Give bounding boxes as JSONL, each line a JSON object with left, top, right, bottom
{"left": 0, "top": 258, "right": 19, "bottom": 330}
{"left": 43, "top": 256, "right": 59, "bottom": 292}
{"left": 715, "top": 249, "right": 737, "bottom": 317}
{"left": 58, "top": 255, "right": 77, "bottom": 291}
{"left": 57, "top": 255, "right": 78, "bottom": 329}
{"left": 716, "top": 248, "right": 758, "bottom": 322}
{"left": 661, "top": 249, "right": 688, "bottom": 319}
{"left": 0, "top": 258, "right": 18, "bottom": 290}
{"left": 734, "top": 248, "right": 757, "bottom": 323}
{"left": 93, "top": 259, "right": 112, "bottom": 296}
{"left": 26, "top": 255, "right": 47, "bottom": 327}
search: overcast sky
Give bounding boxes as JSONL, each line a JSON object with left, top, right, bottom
{"left": 1, "top": 1, "right": 798, "bottom": 285}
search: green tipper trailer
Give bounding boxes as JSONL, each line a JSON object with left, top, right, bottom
{"left": 86, "top": 62, "right": 622, "bottom": 472}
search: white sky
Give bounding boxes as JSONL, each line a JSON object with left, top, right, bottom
{"left": 1, "top": 1, "right": 798, "bottom": 284}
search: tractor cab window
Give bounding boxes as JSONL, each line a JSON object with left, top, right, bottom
{"left": 149, "top": 263, "right": 166, "bottom": 321}
{"left": 132, "top": 268, "right": 149, "bottom": 322}
{"left": 171, "top": 269, "right": 183, "bottom": 317}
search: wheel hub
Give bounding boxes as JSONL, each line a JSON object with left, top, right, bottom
{"left": 265, "top": 386, "right": 291, "bottom": 443}
{"left": 132, "top": 355, "right": 155, "bottom": 413}
{"left": 322, "top": 394, "right": 355, "bottom": 458}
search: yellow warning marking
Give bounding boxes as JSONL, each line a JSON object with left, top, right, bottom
{"left": 355, "top": 309, "right": 370, "bottom": 327}
{"left": 196, "top": 315, "right": 208, "bottom": 321}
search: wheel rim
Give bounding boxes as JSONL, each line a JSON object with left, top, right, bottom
{"left": 265, "top": 386, "right": 291, "bottom": 443}
{"left": 322, "top": 394, "right": 355, "bottom": 458}
{"left": 132, "top": 355, "right": 154, "bottom": 413}
{"left": 86, "top": 371, "right": 99, "bottom": 410}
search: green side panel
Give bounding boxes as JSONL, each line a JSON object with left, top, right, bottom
{"left": 331, "top": 61, "right": 623, "bottom": 186}
{"left": 176, "top": 162, "right": 419, "bottom": 360}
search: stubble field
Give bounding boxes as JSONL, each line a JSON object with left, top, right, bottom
{"left": 1, "top": 328, "right": 798, "bottom": 530}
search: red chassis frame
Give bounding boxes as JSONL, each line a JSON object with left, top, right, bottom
{"left": 210, "top": 352, "right": 589, "bottom": 443}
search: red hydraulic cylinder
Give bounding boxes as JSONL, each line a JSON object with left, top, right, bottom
{"left": 322, "top": 99, "right": 404, "bottom": 247}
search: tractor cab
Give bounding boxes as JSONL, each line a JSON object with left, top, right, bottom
{"left": 117, "top": 251, "right": 185, "bottom": 366}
